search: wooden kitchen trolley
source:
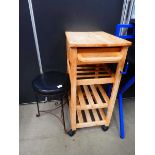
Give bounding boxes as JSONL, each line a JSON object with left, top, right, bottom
{"left": 66, "top": 32, "right": 131, "bottom": 136}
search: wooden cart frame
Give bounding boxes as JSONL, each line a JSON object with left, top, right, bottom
{"left": 66, "top": 32, "right": 131, "bottom": 135}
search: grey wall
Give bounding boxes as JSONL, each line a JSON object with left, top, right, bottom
{"left": 19, "top": 0, "right": 124, "bottom": 103}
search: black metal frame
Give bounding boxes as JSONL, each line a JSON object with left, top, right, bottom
{"left": 34, "top": 91, "right": 68, "bottom": 133}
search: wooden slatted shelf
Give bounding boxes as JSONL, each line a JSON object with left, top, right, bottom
{"left": 76, "top": 85, "right": 109, "bottom": 110}
{"left": 77, "top": 64, "right": 115, "bottom": 85}
{"left": 77, "top": 64, "right": 112, "bottom": 78}
{"left": 76, "top": 108, "right": 107, "bottom": 128}
{"left": 77, "top": 65, "right": 114, "bottom": 79}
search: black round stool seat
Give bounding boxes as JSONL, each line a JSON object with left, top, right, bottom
{"left": 32, "top": 71, "right": 70, "bottom": 95}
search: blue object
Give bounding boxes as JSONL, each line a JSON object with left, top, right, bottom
{"left": 120, "top": 62, "right": 129, "bottom": 75}
{"left": 115, "top": 24, "right": 135, "bottom": 39}
{"left": 110, "top": 23, "right": 135, "bottom": 139}
{"left": 107, "top": 61, "right": 129, "bottom": 98}
{"left": 118, "top": 76, "right": 135, "bottom": 139}
{"left": 118, "top": 93, "right": 124, "bottom": 138}
{"left": 117, "top": 24, "right": 135, "bottom": 139}
{"left": 107, "top": 62, "right": 129, "bottom": 97}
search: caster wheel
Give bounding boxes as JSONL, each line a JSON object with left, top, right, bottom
{"left": 55, "top": 102, "right": 59, "bottom": 106}
{"left": 101, "top": 125, "right": 109, "bottom": 131}
{"left": 36, "top": 114, "right": 40, "bottom": 117}
{"left": 67, "top": 129, "right": 76, "bottom": 137}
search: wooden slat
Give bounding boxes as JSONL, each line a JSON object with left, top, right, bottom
{"left": 83, "top": 85, "right": 94, "bottom": 107}
{"left": 77, "top": 77, "right": 114, "bottom": 85}
{"left": 77, "top": 66, "right": 108, "bottom": 74}
{"left": 76, "top": 103, "right": 108, "bottom": 110}
{"left": 90, "top": 85, "right": 103, "bottom": 104}
{"left": 77, "top": 70, "right": 96, "bottom": 73}
{"left": 77, "top": 60, "right": 111, "bottom": 65}
{"left": 104, "top": 65, "right": 112, "bottom": 74}
{"left": 97, "top": 85, "right": 110, "bottom": 103}
{"left": 84, "top": 110, "right": 92, "bottom": 122}
{"left": 92, "top": 109, "right": 100, "bottom": 121}
{"left": 77, "top": 86, "right": 87, "bottom": 107}
{"left": 77, "top": 87, "right": 93, "bottom": 121}
{"left": 77, "top": 65, "right": 99, "bottom": 68}
{"left": 77, "top": 70, "right": 107, "bottom": 74}
{"left": 98, "top": 109, "right": 106, "bottom": 120}
{"left": 77, "top": 66, "right": 107, "bottom": 70}
{"left": 77, "top": 73, "right": 111, "bottom": 78}
{"left": 77, "top": 66, "right": 97, "bottom": 68}
{"left": 76, "top": 120, "right": 106, "bottom": 128}
{"left": 95, "top": 65, "right": 99, "bottom": 78}
{"left": 77, "top": 110, "right": 83, "bottom": 123}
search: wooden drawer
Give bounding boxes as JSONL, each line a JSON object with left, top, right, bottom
{"left": 77, "top": 47, "right": 123, "bottom": 64}
{"left": 77, "top": 47, "right": 122, "bottom": 53}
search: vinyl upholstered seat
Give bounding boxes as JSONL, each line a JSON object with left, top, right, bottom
{"left": 32, "top": 71, "right": 70, "bottom": 95}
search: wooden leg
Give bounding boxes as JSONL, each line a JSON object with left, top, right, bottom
{"left": 69, "top": 48, "right": 77, "bottom": 131}
{"left": 106, "top": 47, "right": 128, "bottom": 126}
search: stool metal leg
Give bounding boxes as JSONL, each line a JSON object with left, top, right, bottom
{"left": 66, "top": 95, "right": 69, "bottom": 105}
{"left": 35, "top": 93, "right": 40, "bottom": 117}
{"left": 61, "top": 98, "right": 66, "bottom": 132}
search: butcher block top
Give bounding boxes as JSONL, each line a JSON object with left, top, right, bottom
{"left": 65, "top": 31, "right": 132, "bottom": 47}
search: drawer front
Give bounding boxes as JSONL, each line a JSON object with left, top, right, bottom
{"left": 77, "top": 47, "right": 123, "bottom": 64}
{"left": 77, "top": 47, "right": 122, "bottom": 53}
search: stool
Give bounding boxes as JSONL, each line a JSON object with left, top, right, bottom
{"left": 32, "top": 71, "right": 70, "bottom": 132}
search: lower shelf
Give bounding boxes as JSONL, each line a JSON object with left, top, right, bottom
{"left": 77, "top": 84, "right": 109, "bottom": 110}
{"left": 76, "top": 108, "right": 107, "bottom": 128}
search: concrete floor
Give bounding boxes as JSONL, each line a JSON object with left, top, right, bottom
{"left": 19, "top": 98, "right": 135, "bottom": 155}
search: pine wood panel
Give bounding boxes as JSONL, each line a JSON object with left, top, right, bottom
{"left": 66, "top": 31, "right": 132, "bottom": 47}
{"left": 78, "top": 52, "right": 123, "bottom": 63}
